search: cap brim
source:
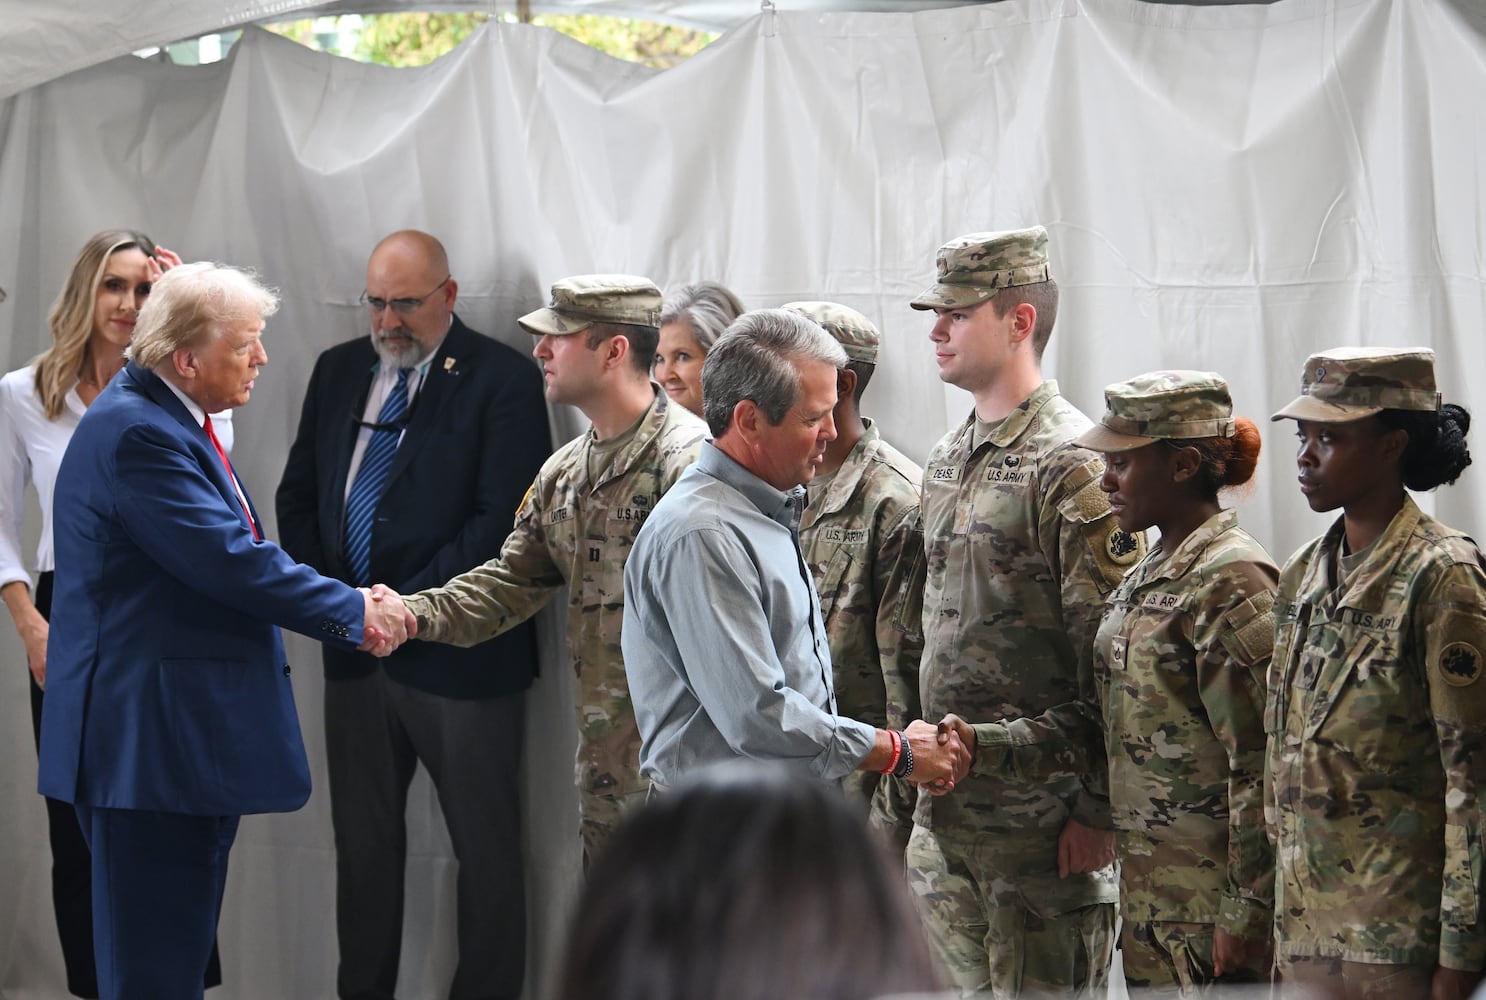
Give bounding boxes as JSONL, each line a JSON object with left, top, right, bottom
{"left": 1270, "top": 395, "right": 1383, "bottom": 423}
{"left": 908, "top": 283, "right": 998, "bottom": 311}
{"left": 1074, "top": 424, "right": 1159, "bottom": 453}
{"left": 517, "top": 306, "right": 593, "bottom": 336}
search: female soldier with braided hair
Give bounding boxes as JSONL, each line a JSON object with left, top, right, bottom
{"left": 1269, "top": 347, "right": 1482, "bottom": 1000}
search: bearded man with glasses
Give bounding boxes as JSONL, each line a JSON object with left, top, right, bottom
{"left": 276, "top": 230, "right": 551, "bottom": 1000}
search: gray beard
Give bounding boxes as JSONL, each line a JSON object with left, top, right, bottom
{"left": 372, "top": 332, "right": 431, "bottom": 369}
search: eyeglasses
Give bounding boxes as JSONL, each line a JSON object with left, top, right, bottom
{"left": 361, "top": 276, "right": 450, "bottom": 315}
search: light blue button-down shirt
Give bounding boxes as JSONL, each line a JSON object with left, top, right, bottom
{"left": 622, "top": 442, "right": 877, "bottom": 787}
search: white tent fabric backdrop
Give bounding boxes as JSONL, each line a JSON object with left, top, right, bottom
{"left": 1, "top": 0, "right": 1484, "bottom": 996}
{"left": 0, "top": 0, "right": 992, "bottom": 102}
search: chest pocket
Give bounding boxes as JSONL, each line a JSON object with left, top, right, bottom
{"left": 1309, "top": 624, "right": 1429, "bottom": 772}
{"left": 812, "top": 544, "right": 859, "bottom": 626}
{"left": 1266, "top": 602, "right": 1309, "bottom": 735}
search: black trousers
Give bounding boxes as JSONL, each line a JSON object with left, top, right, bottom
{"left": 325, "top": 672, "right": 527, "bottom": 1000}
{"left": 30, "top": 571, "right": 222, "bottom": 996}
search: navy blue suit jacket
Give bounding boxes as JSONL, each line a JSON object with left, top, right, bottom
{"left": 39, "top": 363, "right": 365, "bottom": 816}
{"left": 275, "top": 316, "right": 549, "bottom": 699}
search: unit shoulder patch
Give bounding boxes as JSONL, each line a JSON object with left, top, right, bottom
{"left": 1438, "top": 641, "right": 1482, "bottom": 687}
{"left": 1106, "top": 529, "right": 1142, "bottom": 566}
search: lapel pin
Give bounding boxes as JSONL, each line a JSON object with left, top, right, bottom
{"left": 444, "top": 357, "right": 457, "bottom": 372}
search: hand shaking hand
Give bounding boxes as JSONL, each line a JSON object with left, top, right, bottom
{"left": 903, "top": 718, "right": 972, "bottom": 794}
{"left": 910, "top": 714, "right": 978, "bottom": 796}
{"left": 357, "top": 584, "right": 418, "bottom": 658}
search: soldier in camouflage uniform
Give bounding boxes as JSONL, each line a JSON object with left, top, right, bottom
{"left": 784, "top": 300, "right": 925, "bottom": 852}
{"left": 1268, "top": 347, "right": 1486, "bottom": 999}
{"left": 1077, "top": 371, "right": 1276, "bottom": 992}
{"left": 401, "top": 275, "right": 708, "bottom": 866}
{"left": 907, "top": 227, "right": 1145, "bottom": 996}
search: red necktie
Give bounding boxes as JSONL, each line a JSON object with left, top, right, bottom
{"left": 205, "top": 415, "right": 260, "bottom": 540}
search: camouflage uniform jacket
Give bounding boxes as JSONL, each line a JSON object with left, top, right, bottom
{"left": 1093, "top": 508, "right": 1276, "bottom": 940}
{"left": 917, "top": 381, "right": 1143, "bottom": 896}
{"left": 799, "top": 419, "right": 925, "bottom": 834}
{"left": 1267, "top": 496, "right": 1486, "bottom": 970}
{"left": 404, "top": 390, "right": 707, "bottom": 802}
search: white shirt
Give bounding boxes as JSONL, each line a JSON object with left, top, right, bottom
{"left": 0, "top": 365, "right": 233, "bottom": 588}
{"left": 343, "top": 355, "right": 434, "bottom": 507}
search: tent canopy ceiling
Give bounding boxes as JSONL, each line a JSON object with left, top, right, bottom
{"left": 0, "top": 0, "right": 1271, "bottom": 101}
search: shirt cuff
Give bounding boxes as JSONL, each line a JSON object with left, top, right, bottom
{"left": 1440, "top": 926, "right": 1486, "bottom": 973}
{"left": 402, "top": 594, "right": 440, "bottom": 642}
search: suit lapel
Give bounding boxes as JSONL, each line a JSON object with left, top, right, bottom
{"left": 125, "top": 363, "right": 258, "bottom": 536}
{"left": 383, "top": 318, "right": 471, "bottom": 486}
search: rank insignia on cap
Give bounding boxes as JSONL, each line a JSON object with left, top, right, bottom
{"left": 1438, "top": 642, "right": 1482, "bottom": 687}
{"left": 1106, "top": 529, "right": 1142, "bottom": 565}
{"left": 1314, "top": 367, "right": 1326, "bottom": 381}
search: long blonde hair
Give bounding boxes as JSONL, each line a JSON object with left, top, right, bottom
{"left": 35, "top": 229, "right": 157, "bottom": 419}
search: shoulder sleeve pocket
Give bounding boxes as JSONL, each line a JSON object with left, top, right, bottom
{"left": 1220, "top": 590, "right": 1277, "bottom": 667}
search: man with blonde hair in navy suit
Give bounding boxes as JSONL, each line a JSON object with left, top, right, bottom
{"left": 40, "top": 261, "right": 411, "bottom": 1000}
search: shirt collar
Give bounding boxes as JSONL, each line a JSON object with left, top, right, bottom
{"left": 697, "top": 442, "right": 805, "bottom": 529}
{"left": 158, "top": 375, "right": 207, "bottom": 428}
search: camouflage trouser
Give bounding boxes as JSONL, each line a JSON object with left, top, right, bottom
{"left": 842, "top": 766, "right": 880, "bottom": 811}
{"left": 844, "top": 770, "right": 915, "bottom": 859}
{"left": 574, "top": 666, "right": 647, "bottom": 868}
{"left": 1120, "top": 919, "right": 1268, "bottom": 994}
{"left": 906, "top": 824, "right": 1116, "bottom": 997}
{"left": 1275, "top": 955, "right": 1432, "bottom": 1000}
{"left": 578, "top": 788, "right": 648, "bottom": 869}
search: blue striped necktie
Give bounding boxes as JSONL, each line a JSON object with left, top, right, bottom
{"left": 343, "top": 368, "right": 410, "bottom": 585}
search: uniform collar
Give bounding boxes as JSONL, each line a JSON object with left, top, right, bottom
{"left": 1129, "top": 508, "right": 1242, "bottom": 587}
{"left": 1297, "top": 495, "right": 1424, "bottom": 610}
{"left": 580, "top": 386, "right": 672, "bottom": 492}
{"left": 803, "top": 418, "right": 882, "bottom": 523}
{"left": 959, "top": 379, "right": 1060, "bottom": 459}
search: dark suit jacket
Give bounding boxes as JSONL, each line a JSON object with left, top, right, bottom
{"left": 39, "top": 363, "right": 365, "bottom": 816}
{"left": 276, "top": 315, "right": 550, "bottom": 699}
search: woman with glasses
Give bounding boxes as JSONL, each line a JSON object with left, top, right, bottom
{"left": 0, "top": 230, "right": 227, "bottom": 997}
{"left": 653, "top": 281, "right": 744, "bottom": 418}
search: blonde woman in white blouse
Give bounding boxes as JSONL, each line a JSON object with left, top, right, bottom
{"left": 0, "top": 229, "right": 234, "bottom": 997}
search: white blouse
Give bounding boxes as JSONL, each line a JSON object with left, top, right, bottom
{"left": 0, "top": 365, "right": 233, "bottom": 588}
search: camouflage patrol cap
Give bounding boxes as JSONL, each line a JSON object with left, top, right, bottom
{"left": 518, "top": 274, "right": 663, "bottom": 336}
{"left": 1271, "top": 347, "right": 1440, "bottom": 422}
{"left": 909, "top": 226, "right": 1051, "bottom": 311}
{"left": 1076, "top": 370, "right": 1237, "bottom": 452}
{"left": 781, "top": 301, "right": 880, "bottom": 363}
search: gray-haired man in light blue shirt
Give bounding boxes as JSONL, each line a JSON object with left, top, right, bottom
{"left": 621, "top": 308, "right": 967, "bottom": 793}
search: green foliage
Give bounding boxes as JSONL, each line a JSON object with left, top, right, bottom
{"left": 356, "top": 12, "right": 493, "bottom": 66}
{"left": 530, "top": 14, "right": 714, "bottom": 69}
{"left": 266, "top": 13, "right": 715, "bottom": 70}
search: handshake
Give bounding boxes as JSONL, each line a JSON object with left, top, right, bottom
{"left": 894, "top": 714, "right": 978, "bottom": 796}
{"left": 356, "top": 584, "right": 418, "bottom": 657}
